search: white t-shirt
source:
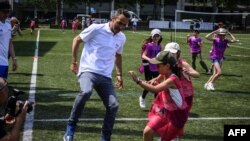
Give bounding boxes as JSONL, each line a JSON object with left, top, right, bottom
{"left": 0, "top": 20, "right": 11, "bottom": 66}
{"left": 78, "top": 23, "right": 126, "bottom": 78}
{"left": 131, "top": 18, "right": 138, "bottom": 26}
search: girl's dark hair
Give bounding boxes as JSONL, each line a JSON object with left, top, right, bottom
{"left": 171, "top": 63, "right": 181, "bottom": 78}
{"left": 162, "top": 53, "right": 181, "bottom": 78}
{"left": 141, "top": 37, "right": 152, "bottom": 49}
{"left": 141, "top": 35, "right": 163, "bottom": 49}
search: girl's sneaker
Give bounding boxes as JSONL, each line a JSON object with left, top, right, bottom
{"left": 206, "top": 82, "right": 215, "bottom": 91}
{"left": 139, "top": 96, "right": 146, "bottom": 108}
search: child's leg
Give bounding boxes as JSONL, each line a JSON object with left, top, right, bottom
{"left": 199, "top": 53, "right": 209, "bottom": 72}
{"left": 191, "top": 53, "right": 197, "bottom": 70}
{"left": 209, "top": 62, "right": 222, "bottom": 83}
{"left": 143, "top": 126, "right": 155, "bottom": 141}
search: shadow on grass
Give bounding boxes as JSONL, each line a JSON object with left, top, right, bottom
{"left": 33, "top": 120, "right": 143, "bottom": 137}
{"left": 201, "top": 73, "right": 243, "bottom": 77}
{"left": 13, "top": 41, "right": 57, "bottom": 57}
{"left": 183, "top": 133, "right": 222, "bottom": 141}
{"left": 189, "top": 112, "right": 199, "bottom": 118}
{"left": 33, "top": 90, "right": 130, "bottom": 118}
{"left": 8, "top": 72, "right": 44, "bottom": 77}
{"left": 216, "top": 90, "right": 250, "bottom": 95}
{"left": 221, "top": 73, "right": 243, "bottom": 77}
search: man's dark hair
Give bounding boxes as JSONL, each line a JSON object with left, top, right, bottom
{"left": 115, "top": 8, "right": 130, "bottom": 19}
{"left": 0, "top": 1, "right": 11, "bottom": 10}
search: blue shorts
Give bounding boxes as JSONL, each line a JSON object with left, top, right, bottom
{"left": 0, "top": 66, "right": 9, "bottom": 79}
{"left": 211, "top": 58, "right": 223, "bottom": 64}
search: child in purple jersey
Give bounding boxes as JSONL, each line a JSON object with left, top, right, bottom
{"left": 139, "top": 29, "right": 162, "bottom": 109}
{"left": 204, "top": 28, "right": 237, "bottom": 91}
{"left": 187, "top": 30, "right": 209, "bottom": 74}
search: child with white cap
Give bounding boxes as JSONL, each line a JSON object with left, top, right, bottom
{"left": 139, "top": 29, "right": 162, "bottom": 109}
{"left": 164, "top": 42, "right": 199, "bottom": 112}
{"left": 204, "top": 28, "right": 237, "bottom": 91}
{"left": 129, "top": 51, "right": 188, "bottom": 141}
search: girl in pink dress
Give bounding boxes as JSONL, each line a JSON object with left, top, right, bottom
{"left": 30, "top": 19, "right": 35, "bottom": 34}
{"left": 60, "top": 19, "right": 67, "bottom": 32}
{"left": 71, "top": 19, "right": 77, "bottom": 33}
{"left": 129, "top": 51, "right": 188, "bottom": 141}
{"left": 164, "top": 42, "right": 199, "bottom": 112}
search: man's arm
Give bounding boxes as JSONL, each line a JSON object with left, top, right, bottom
{"left": 8, "top": 40, "right": 17, "bottom": 71}
{"left": 115, "top": 53, "right": 123, "bottom": 89}
{"left": 70, "top": 35, "right": 82, "bottom": 75}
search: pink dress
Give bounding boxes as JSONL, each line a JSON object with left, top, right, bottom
{"left": 147, "top": 75, "right": 188, "bottom": 141}
{"left": 61, "top": 20, "right": 67, "bottom": 28}
{"left": 30, "top": 20, "right": 35, "bottom": 29}
{"left": 72, "top": 21, "right": 77, "bottom": 30}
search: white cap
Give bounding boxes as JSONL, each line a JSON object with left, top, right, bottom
{"left": 150, "top": 29, "right": 162, "bottom": 37}
{"left": 164, "top": 42, "right": 180, "bottom": 53}
{"left": 217, "top": 28, "right": 227, "bottom": 35}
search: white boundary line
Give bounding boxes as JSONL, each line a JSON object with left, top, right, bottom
{"left": 22, "top": 30, "right": 40, "bottom": 141}
{"left": 34, "top": 117, "right": 250, "bottom": 122}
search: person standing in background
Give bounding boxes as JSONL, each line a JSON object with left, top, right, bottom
{"left": 60, "top": 19, "right": 67, "bottom": 32}
{"left": 81, "top": 17, "right": 85, "bottom": 30}
{"left": 131, "top": 15, "right": 139, "bottom": 33}
{"left": 30, "top": 18, "right": 35, "bottom": 34}
{"left": 10, "top": 17, "right": 22, "bottom": 37}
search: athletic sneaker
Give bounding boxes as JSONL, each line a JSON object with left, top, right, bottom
{"left": 64, "top": 121, "right": 76, "bottom": 141}
{"left": 63, "top": 135, "right": 73, "bottom": 141}
{"left": 139, "top": 96, "right": 146, "bottom": 108}
{"left": 206, "top": 82, "right": 215, "bottom": 91}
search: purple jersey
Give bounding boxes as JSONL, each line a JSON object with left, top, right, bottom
{"left": 188, "top": 36, "right": 202, "bottom": 53}
{"left": 210, "top": 38, "right": 228, "bottom": 60}
{"left": 145, "top": 42, "right": 161, "bottom": 72}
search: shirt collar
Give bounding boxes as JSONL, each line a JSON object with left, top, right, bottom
{"left": 104, "top": 22, "right": 112, "bottom": 33}
{"left": 104, "top": 22, "right": 121, "bottom": 36}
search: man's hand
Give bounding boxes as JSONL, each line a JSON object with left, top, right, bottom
{"left": 115, "top": 75, "right": 123, "bottom": 89}
{"left": 70, "top": 62, "right": 78, "bottom": 75}
{"left": 12, "top": 59, "right": 17, "bottom": 71}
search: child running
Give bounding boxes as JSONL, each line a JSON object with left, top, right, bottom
{"left": 129, "top": 51, "right": 188, "bottom": 141}
{"left": 139, "top": 29, "right": 162, "bottom": 108}
{"left": 164, "top": 42, "right": 199, "bottom": 113}
{"left": 204, "top": 28, "right": 237, "bottom": 90}
{"left": 60, "top": 19, "right": 67, "bottom": 32}
{"left": 187, "top": 30, "right": 209, "bottom": 74}
{"left": 30, "top": 19, "right": 35, "bottom": 34}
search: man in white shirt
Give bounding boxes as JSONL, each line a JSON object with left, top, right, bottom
{"left": 0, "top": 1, "right": 17, "bottom": 79}
{"left": 64, "top": 8, "right": 130, "bottom": 141}
{"left": 131, "top": 16, "right": 139, "bottom": 32}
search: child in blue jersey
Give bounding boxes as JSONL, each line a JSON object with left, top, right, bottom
{"left": 139, "top": 29, "right": 162, "bottom": 109}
